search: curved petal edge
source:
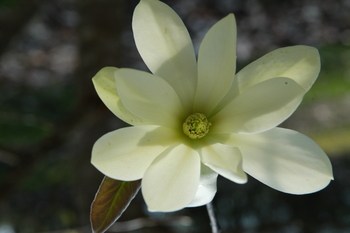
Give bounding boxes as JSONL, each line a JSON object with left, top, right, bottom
{"left": 220, "top": 128, "right": 333, "bottom": 194}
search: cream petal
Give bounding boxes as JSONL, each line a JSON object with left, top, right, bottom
{"left": 91, "top": 126, "right": 179, "bottom": 181}
{"left": 92, "top": 67, "right": 152, "bottom": 125}
{"left": 142, "top": 143, "right": 200, "bottom": 212}
{"left": 133, "top": 0, "right": 197, "bottom": 111}
{"left": 199, "top": 139, "right": 247, "bottom": 184}
{"left": 115, "top": 68, "right": 185, "bottom": 128}
{"left": 194, "top": 14, "right": 237, "bottom": 115}
{"left": 187, "top": 163, "right": 218, "bottom": 207}
{"left": 221, "top": 128, "right": 333, "bottom": 194}
{"left": 214, "top": 45, "right": 320, "bottom": 113}
{"left": 211, "top": 77, "right": 304, "bottom": 134}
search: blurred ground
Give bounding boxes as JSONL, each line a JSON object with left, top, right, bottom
{"left": 0, "top": 0, "right": 350, "bottom": 232}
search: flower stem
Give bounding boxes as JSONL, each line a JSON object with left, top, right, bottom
{"left": 206, "top": 202, "right": 221, "bottom": 233}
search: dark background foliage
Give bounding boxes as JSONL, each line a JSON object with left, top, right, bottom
{"left": 0, "top": 0, "right": 349, "bottom": 232}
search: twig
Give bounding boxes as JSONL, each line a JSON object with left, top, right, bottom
{"left": 206, "top": 201, "right": 221, "bottom": 233}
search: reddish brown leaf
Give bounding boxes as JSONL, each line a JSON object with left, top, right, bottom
{"left": 90, "top": 176, "right": 141, "bottom": 233}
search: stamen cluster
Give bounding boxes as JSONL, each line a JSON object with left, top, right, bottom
{"left": 183, "top": 113, "right": 211, "bottom": 139}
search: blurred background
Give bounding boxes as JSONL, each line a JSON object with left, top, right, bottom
{"left": 0, "top": 0, "right": 349, "bottom": 232}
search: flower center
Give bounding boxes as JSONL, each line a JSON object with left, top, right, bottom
{"left": 183, "top": 113, "right": 211, "bottom": 139}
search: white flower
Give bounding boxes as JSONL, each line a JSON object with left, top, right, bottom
{"left": 91, "top": 0, "right": 333, "bottom": 212}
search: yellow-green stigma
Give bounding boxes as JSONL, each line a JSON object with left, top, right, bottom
{"left": 183, "top": 113, "right": 211, "bottom": 139}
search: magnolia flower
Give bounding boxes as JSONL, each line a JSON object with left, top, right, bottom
{"left": 91, "top": 0, "right": 333, "bottom": 212}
